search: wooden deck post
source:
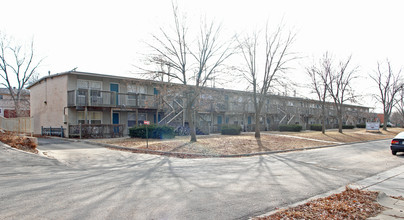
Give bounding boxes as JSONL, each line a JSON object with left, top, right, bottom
{"left": 85, "top": 107, "right": 88, "bottom": 124}
{"left": 135, "top": 109, "right": 139, "bottom": 126}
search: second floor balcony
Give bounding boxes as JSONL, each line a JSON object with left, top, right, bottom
{"left": 67, "top": 89, "right": 158, "bottom": 109}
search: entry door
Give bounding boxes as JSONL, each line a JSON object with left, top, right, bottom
{"left": 217, "top": 116, "right": 222, "bottom": 125}
{"left": 113, "top": 112, "right": 120, "bottom": 134}
{"left": 110, "top": 83, "right": 119, "bottom": 105}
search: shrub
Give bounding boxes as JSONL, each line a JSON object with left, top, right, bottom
{"left": 0, "top": 131, "right": 37, "bottom": 153}
{"left": 310, "top": 124, "right": 323, "bottom": 131}
{"left": 221, "top": 124, "right": 242, "bottom": 135}
{"left": 356, "top": 124, "right": 366, "bottom": 128}
{"left": 129, "top": 124, "right": 175, "bottom": 139}
{"left": 152, "top": 125, "right": 175, "bottom": 139}
{"left": 279, "top": 124, "right": 302, "bottom": 132}
{"left": 380, "top": 124, "right": 392, "bottom": 128}
{"left": 342, "top": 125, "right": 355, "bottom": 129}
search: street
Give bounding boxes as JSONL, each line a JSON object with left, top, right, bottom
{"left": 1, "top": 138, "right": 403, "bottom": 219}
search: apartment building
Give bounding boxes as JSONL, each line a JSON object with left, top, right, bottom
{"left": 27, "top": 71, "right": 375, "bottom": 137}
{"left": 0, "top": 88, "right": 30, "bottom": 118}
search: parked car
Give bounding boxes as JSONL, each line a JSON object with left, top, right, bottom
{"left": 391, "top": 132, "right": 404, "bottom": 155}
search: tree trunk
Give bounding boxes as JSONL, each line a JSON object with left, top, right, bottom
{"left": 14, "top": 100, "right": 21, "bottom": 117}
{"left": 254, "top": 112, "right": 260, "bottom": 138}
{"left": 321, "top": 104, "right": 326, "bottom": 134}
{"left": 338, "top": 111, "right": 343, "bottom": 133}
{"left": 383, "top": 113, "right": 388, "bottom": 131}
{"left": 187, "top": 105, "right": 197, "bottom": 142}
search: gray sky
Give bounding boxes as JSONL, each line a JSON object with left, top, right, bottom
{"left": 1, "top": 0, "right": 403, "bottom": 112}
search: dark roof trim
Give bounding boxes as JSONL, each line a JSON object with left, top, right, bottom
{"left": 26, "top": 70, "right": 370, "bottom": 109}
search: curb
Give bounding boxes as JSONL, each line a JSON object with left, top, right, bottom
{"left": 43, "top": 135, "right": 392, "bottom": 159}
{"left": 0, "top": 140, "right": 48, "bottom": 157}
{"left": 253, "top": 164, "right": 404, "bottom": 219}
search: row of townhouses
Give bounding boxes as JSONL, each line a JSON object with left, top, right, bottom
{"left": 27, "top": 71, "right": 376, "bottom": 138}
{"left": 0, "top": 88, "right": 30, "bottom": 118}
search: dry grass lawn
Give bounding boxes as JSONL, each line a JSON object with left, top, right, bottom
{"left": 94, "top": 128, "right": 404, "bottom": 156}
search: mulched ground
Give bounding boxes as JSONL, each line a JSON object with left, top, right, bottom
{"left": 98, "top": 134, "right": 325, "bottom": 156}
{"left": 293, "top": 129, "right": 401, "bottom": 143}
{"left": 255, "top": 187, "right": 383, "bottom": 220}
{"left": 0, "top": 131, "right": 37, "bottom": 153}
{"left": 95, "top": 128, "right": 404, "bottom": 157}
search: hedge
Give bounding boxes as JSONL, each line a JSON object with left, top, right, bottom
{"left": 310, "top": 124, "right": 323, "bottom": 131}
{"left": 342, "top": 125, "right": 355, "bottom": 129}
{"left": 129, "top": 124, "right": 175, "bottom": 139}
{"left": 221, "top": 125, "right": 242, "bottom": 135}
{"left": 356, "top": 124, "right": 366, "bottom": 128}
{"left": 279, "top": 124, "right": 302, "bottom": 132}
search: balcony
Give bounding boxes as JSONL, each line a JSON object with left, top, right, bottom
{"left": 67, "top": 89, "right": 158, "bottom": 109}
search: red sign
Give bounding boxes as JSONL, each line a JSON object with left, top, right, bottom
{"left": 144, "top": 121, "right": 150, "bottom": 125}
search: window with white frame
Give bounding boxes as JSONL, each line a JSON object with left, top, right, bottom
{"left": 77, "top": 80, "right": 102, "bottom": 97}
{"left": 77, "top": 111, "right": 102, "bottom": 124}
{"left": 128, "top": 112, "right": 136, "bottom": 128}
{"left": 127, "top": 84, "right": 147, "bottom": 102}
{"left": 127, "top": 84, "right": 147, "bottom": 94}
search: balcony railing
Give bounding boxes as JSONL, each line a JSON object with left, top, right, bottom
{"left": 69, "top": 124, "right": 124, "bottom": 138}
{"left": 67, "top": 89, "right": 158, "bottom": 108}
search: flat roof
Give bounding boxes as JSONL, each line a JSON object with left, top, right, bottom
{"left": 27, "top": 70, "right": 372, "bottom": 109}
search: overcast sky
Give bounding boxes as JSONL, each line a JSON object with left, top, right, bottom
{"left": 1, "top": 0, "right": 403, "bottom": 112}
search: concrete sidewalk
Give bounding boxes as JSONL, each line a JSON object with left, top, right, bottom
{"left": 354, "top": 165, "right": 404, "bottom": 219}
{"left": 256, "top": 165, "right": 404, "bottom": 219}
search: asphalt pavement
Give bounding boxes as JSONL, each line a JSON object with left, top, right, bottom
{"left": 0, "top": 138, "right": 403, "bottom": 219}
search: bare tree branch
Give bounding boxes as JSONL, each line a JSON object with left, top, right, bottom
{"left": 142, "top": 2, "right": 235, "bottom": 142}
{"left": 0, "top": 32, "right": 43, "bottom": 117}
{"left": 369, "top": 59, "right": 403, "bottom": 130}
{"left": 237, "top": 23, "right": 296, "bottom": 138}
{"left": 327, "top": 55, "right": 359, "bottom": 133}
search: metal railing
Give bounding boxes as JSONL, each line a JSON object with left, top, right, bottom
{"left": 68, "top": 124, "right": 124, "bottom": 138}
{"left": 41, "top": 126, "right": 65, "bottom": 137}
{"left": 67, "top": 90, "right": 157, "bottom": 108}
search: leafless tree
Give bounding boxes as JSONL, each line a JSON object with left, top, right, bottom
{"left": 145, "top": 3, "right": 235, "bottom": 142}
{"left": 327, "top": 55, "right": 358, "bottom": 133}
{"left": 306, "top": 52, "right": 332, "bottom": 134}
{"left": 391, "top": 111, "right": 404, "bottom": 127}
{"left": 395, "top": 89, "right": 404, "bottom": 127}
{"left": 370, "top": 60, "right": 403, "bottom": 130}
{"left": 238, "top": 24, "right": 296, "bottom": 138}
{"left": 0, "top": 32, "right": 43, "bottom": 117}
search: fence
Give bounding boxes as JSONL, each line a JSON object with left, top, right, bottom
{"left": 0, "top": 116, "right": 32, "bottom": 133}
{"left": 41, "top": 126, "right": 65, "bottom": 137}
{"left": 69, "top": 124, "right": 124, "bottom": 138}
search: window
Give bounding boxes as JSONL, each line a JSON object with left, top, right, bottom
{"left": 77, "top": 80, "right": 89, "bottom": 89}
{"left": 127, "top": 84, "right": 147, "bottom": 94}
{"left": 128, "top": 93, "right": 137, "bottom": 100}
{"left": 128, "top": 112, "right": 136, "bottom": 128}
{"left": 201, "top": 94, "right": 213, "bottom": 100}
{"left": 138, "top": 113, "right": 146, "bottom": 124}
{"left": 77, "top": 80, "right": 102, "bottom": 101}
{"left": 77, "top": 111, "right": 102, "bottom": 124}
{"left": 0, "top": 95, "right": 3, "bottom": 99}
{"left": 90, "top": 90, "right": 101, "bottom": 97}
